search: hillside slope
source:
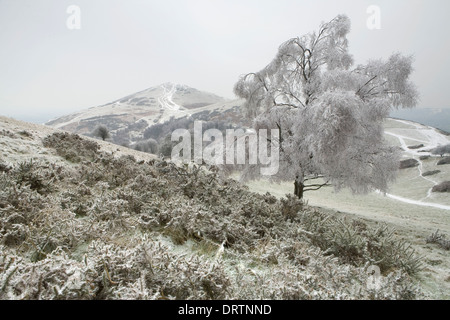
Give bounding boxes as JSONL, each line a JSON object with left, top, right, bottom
{"left": 246, "top": 118, "right": 450, "bottom": 299}
{"left": 45, "top": 83, "right": 237, "bottom": 140}
{"left": 0, "top": 116, "right": 424, "bottom": 300}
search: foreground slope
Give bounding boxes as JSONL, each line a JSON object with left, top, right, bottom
{"left": 0, "top": 116, "right": 423, "bottom": 299}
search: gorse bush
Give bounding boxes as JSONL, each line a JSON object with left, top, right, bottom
{"left": 13, "top": 160, "right": 53, "bottom": 195}
{"left": 0, "top": 132, "right": 424, "bottom": 299}
{"left": 431, "top": 181, "right": 450, "bottom": 193}
{"left": 43, "top": 132, "right": 100, "bottom": 163}
{"left": 133, "top": 139, "right": 158, "bottom": 154}
{"left": 297, "top": 210, "right": 423, "bottom": 276}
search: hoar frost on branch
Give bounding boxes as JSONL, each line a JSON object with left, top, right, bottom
{"left": 234, "top": 14, "right": 419, "bottom": 199}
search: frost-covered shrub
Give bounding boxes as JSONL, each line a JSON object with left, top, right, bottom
{"left": 228, "top": 239, "right": 421, "bottom": 300}
{"left": 422, "top": 170, "right": 440, "bottom": 177}
{"left": 437, "top": 157, "right": 450, "bottom": 165}
{"left": 0, "top": 129, "right": 16, "bottom": 138}
{"left": 426, "top": 230, "right": 450, "bottom": 250}
{"left": 296, "top": 209, "right": 422, "bottom": 275}
{"left": 0, "top": 248, "right": 93, "bottom": 299}
{"left": 432, "top": 181, "right": 450, "bottom": 193}
{"left": 43, "top": 132, "right": 100, "bottom": 162}
{"left": 13, "top": 160, "right": 53, "bottom": 195}
{"left": 0, "top": 239, "right": 232, "bottom": 300}
{"left": 399, "top": 159, "right": 419, "bottom": 169}
{"left": 280, "top": 194, "right": 304, "bottom": 221}
{"left": 0, "top": 161, "right": 11, "bottom": 173}
{"left": 84, "top": 240, "right": 231, "bottom": 299}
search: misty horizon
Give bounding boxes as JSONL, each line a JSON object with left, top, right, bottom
{"left": 1, "top": 0, "right": 450, "bottom": 123}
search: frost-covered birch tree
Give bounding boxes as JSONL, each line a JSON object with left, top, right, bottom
{"left": 234, "top": 15, "right": 418, "bottom": 199}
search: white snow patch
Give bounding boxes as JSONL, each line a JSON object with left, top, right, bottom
{"left": 384, "top": 193, "right": 450, "bottom": 211}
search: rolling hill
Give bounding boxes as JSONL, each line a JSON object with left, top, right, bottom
{"left": 45, "top": 83, "right": 244, "bottom": 145}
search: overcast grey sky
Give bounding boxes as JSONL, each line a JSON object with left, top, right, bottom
{"left": 1, "top": 0, "right": 450, "bottom": 122}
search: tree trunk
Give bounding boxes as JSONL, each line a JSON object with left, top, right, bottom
{"left": 294, "top": 179, "right": 304, "bottom": 200}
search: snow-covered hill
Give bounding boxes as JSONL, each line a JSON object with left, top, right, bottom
{"left": 45, "top": 83, "right": 238, "bottom": 137}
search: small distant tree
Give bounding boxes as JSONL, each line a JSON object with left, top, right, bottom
{"left": 93, "top": 125, "right": 110, "bottom": 141}
{"left": 234, "top": 15, "right": 418, "bottom": 199}
{"left": 431, "top": 144, "right": 450, "bottom": 157}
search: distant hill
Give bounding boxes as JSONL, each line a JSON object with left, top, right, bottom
{"left": 46, "top": 83, "right": 245, "bottom": 146}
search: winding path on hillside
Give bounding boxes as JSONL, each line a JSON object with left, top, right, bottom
{"left": 384, "top": 119, "right": 450, "bottom": 211}
{"left": 156, "top": 83, "right": 191, "bottom": 123}
{"left": 158, "top": 84, "right": 181, "bottom": 111}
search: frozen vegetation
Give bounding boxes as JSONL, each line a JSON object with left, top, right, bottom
{"left": 0, "top": 126, "right": 424, "bottom": 300}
